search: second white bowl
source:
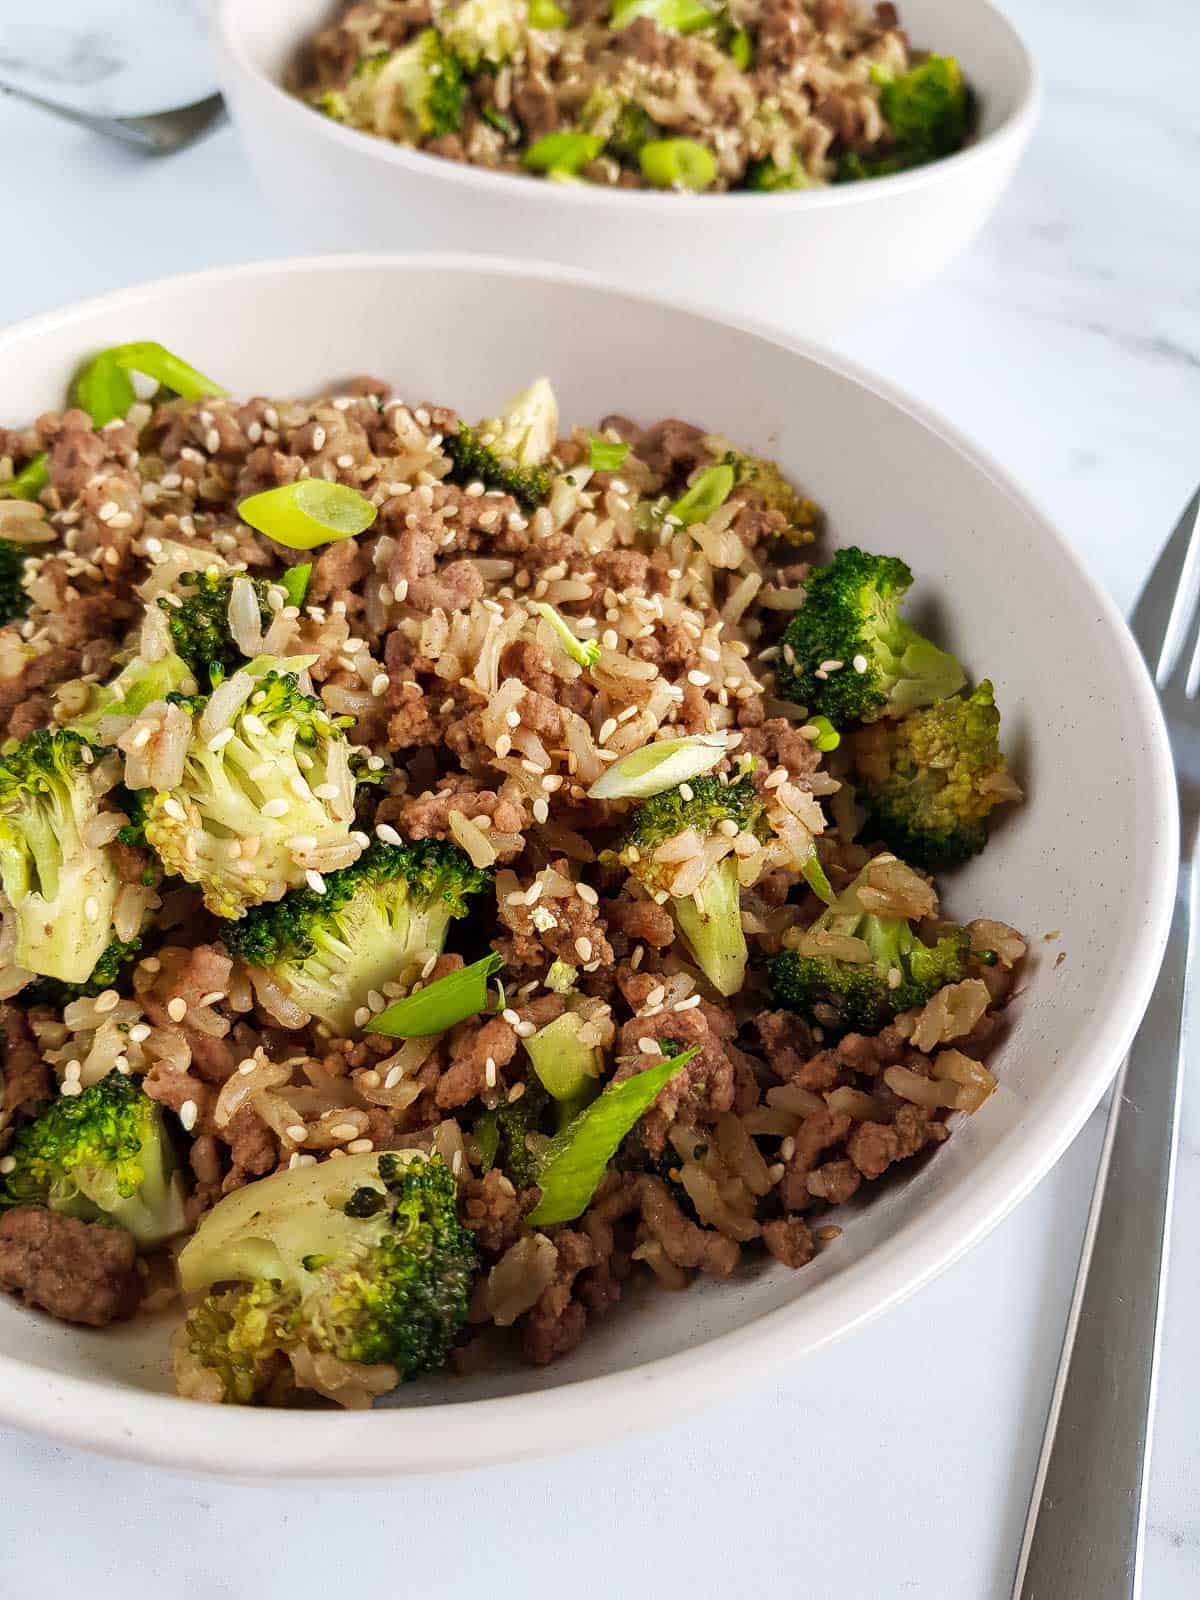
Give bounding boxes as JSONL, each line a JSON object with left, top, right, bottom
{"left": 213, "top": 0, "right": 1038, "bottom": 337}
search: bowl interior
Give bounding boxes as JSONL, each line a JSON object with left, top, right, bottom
{"left": 227, "top": 0, "right": 1032, "bottom": 167}
{"left": 0, "top": 258, "right": 1174, "bottom": 1472}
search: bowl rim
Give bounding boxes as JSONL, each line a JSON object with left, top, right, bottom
{"left": 0, "top": 252, "right": 1176, "bottom": 1478}
{"left": 211, "top": 0, "right": 1041, "bottom": 215}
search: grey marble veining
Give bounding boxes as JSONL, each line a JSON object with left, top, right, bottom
{"left": 0, "top": 0, "right": 1197, "bottom": 1595}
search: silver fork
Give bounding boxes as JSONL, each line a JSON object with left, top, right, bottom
{"left": 0, "top": 79, "right": 224, "bottom": 155}
{"left": 1013, "top": 487, "right": 1199, "bottom": 1598}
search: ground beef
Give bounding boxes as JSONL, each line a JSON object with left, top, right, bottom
{"left": 0, "top": 1207, "right": 139, "bottom": 1326}
{"left": 309, "top": 537, "right": 368, "bottom": 605}
{"left": 603, "top": 888, "right": 676, "bottom": 950}
{"left": 762, "top": 1214, "right": 815, "bottom": 1268}
{"left": 740, "top": 716, "right": 823, "bottom": 780}
{"left": 846, "top": 1104, "right": 935, "bottom": 1179}
{"left": 521, "top": 1228, "right": 596, "bottom": 1366}
{"left": 631, "top": 418, "right": 707, "bottom": 485}
{"left": 778, "top": 1106, "right": 852, "bottom": 1211}
{"left": 614, "top": 991, "right": 737, "bottom": 1154}
{"left": 460, "top": 1168, "right": 528, "bottom": 1256}
{"left": 753, "top": 1009, "right": 819, "bottom": 1082}
{"left": 512, "top": 74, "right": 560, "bottom": 139}
{"left": 0, "top": 1002, "right": 50, "bottom": 1133}
{"left": 436, "top": 1015, "right": 519, "bottom": 1109}
{"left": 408, "top": 558, "right": 485, "bottom": 615}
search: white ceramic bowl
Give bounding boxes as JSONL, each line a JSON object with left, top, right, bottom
{"left": 213, "top": 0, "right": 1038, "bottom": 338}
{"left": 0, "top": 256, "right": 1175, "bottom": 1476}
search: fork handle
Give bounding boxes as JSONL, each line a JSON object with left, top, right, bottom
{"left": 1013, "top": 862, "right": 1192, "bottom": 1599}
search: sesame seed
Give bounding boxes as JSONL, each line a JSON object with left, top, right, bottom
{"left": 764, "top": 767, "right": 788, "bottom": 790}
{"left": 495, "top": 734, "right": 513, "bottom": 759}
{"left": 354, "top": 1006, "right": 371, "bottom": 1029}
{"left": 84, "top": 896, "right": 100, "bottom": 922}
{"left": 598, "top": 717, "right": 618, "bottom": 744}
{"left": 718, "top": 818, "right": 740, "bottom": 837}
{"left": 887, "top": 966, "right": 903, "bottom": 989}
{"left": 852, "top": 653, "right": 868, "bottom": 673}
{"left": 679, "top": 783, "right": 694, "bottom": 802}
{"left": 505, "top": 709, "right": 521, "bottom": 728}
{"left": 781, "top": 1136, "right": 797, "bottom": 1161}
{"left": 180, "top": 1100, "right": 198, "bottom": 1132}
{"left": 673, "top": 993, "right": 702, "bottom": 1011}
{"left": 525, "top": 881, "right": 544, "bottom": 906}
{"left": 0, "top": 1157, "right": 15, "bottom": 1176}
{"left": 574, "top": 936, "right": 593, "bottom": 961}
{"left": 347, "top": 1138, "right": 374, "bottom": 1155}
{"left": 384, "top": 1065, "right": 406, "bottom": 1089}
{"left": 128, "top": 1023, "right": 151, "bottom": 1043}
{"left": 206, "top": 727, "right": 235, "bottom": 753}
{"left": 261, "top": 797, "right": 289, "bottom": 818}
{"left": 162, "top": 796, "right": 187, "bottom": 821}
{"left": 638, "top": 1037, "right": 661, "bottom": 1055}
{"left": 306, "top": 869, "right": 327, "bottom": 894}
{"left": 645, "top": 985, "right": 666, "bottom": 1008}
{"left": 312, "top": 782, "right": 339, "bottom": 801}
{"left": 93, "top": 989, "right": 120, "bottom": 1013}
{"left": 485, "top": 1056, "right": 497, "bottom": 1088}
{"left": 289, "top": 775, "right": 310, "bottom": 800}
{"left": 501, "top": 1008, "right": 521, "bottom": 1026}
{"left": 329, "top": 1122, "right": 359, "bottom": 1141}
{"left": 205, "top": 428, "right": 221, "bottom": 455}
{"left": 577, "top": 882, "right": 599, "bottom": 905}
{"left": 371, "top": 672, "right": 389, "bottom": 697}
{"left": 311, "top": 425, "right": 327, "bottom": 451}
{"left": 515, "top": 1019, "right": 536, "bottom": 1038}
{"left": 507, "top": 1082, "right": 526, "bottom": 1103}
{"left": 248, "top": 762, "right": 273, "bottom": 782}
{"left": 241, "top": 713, "right": 267, "bottom": 737}
{"left": 198, "top": 991, "right": 226, "bottom": 1008}
{"left": 818, "top": 659, "right": 844, "bottom": 674}
{"left": 375, "top": 823, "right": 403, "bottom": 846}
{"left": 167, "top": 997, "right": 188, "bottom": 1022}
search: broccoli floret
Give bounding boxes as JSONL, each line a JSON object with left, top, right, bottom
{"left": 30, "top": 933, "right": 144, "bottom": 1008}
{"left": 223, "top": 837, "right": 490, "bottom": 1034}
{"left": 176, "top": 1150, "right": 477, "bottom": 1405}
{"left": 443, "top": 377, "right": 558, "bottom": 508}
{"left": 768, "top": 858, "right": 969, "bottom": 1033}
{"left": 0, "top": 1072, "right": 186, "bottom": 1247}
{"left": 852, "top": 680, "right": 1020, "bottom": 869}
{"left": 327, "top": 32, "right": 465, "bottom": 139}
{"left": 440, "top": 0, "right": 526, "bottom": 69}
{"left": 0, "top": 728, "right": 123, "bottom": 984}
{"left": 839, "top": 55, "right": 971, "bottom": 181}
{"left": 776, "top": 547, "right": 965, "bottom": 726}
{"left": 744, "top": 155, "right": 813, "bottom": 192}
{"left": 620, "top": 772, "right": 763, "bottom": 997}
{"left": 142, "top": 660, "right": 362, "bottom": 920}
{"left": 158, "top": 568, "right": 273, "bottom": 689}
{"left": 726, "top": 448, "right": 821, "bottom": 543}
{"left": 474, "top": 1079, "right": 551, "bottom": 1187}
{"left": 68, "top": 646, "right": 196, "bottom": 742}
{"left": 0, "top": 540, "right": 30, "bottom": 627}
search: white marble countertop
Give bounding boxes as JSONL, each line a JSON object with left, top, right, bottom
{"left": 0, "top": 1, "right": 1196, "bottom": 1595}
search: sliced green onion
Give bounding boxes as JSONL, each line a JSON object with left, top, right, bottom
{"left": 807, "top": 715, "right": 840, "bottom": 753}
{"left": 529, "top": 0, "right": 569, "bottom": 25}
{"left": 587, "top": 731, "right": 729, "bottom": 800}
{"left": 588, "top": 433, "right": 630, "bottom": 472}
{"left": 280, "top": 563, "right": 312, "bottom": 609}
{"left": 638, "top": 137, "right": 718, "bottom": 191}
{"left": 527, "top": 1046, "right": 697, "bottom": 1225}
{"left": 802, "top": 852, "right": 834, "bottom": 905}
{"left": 0, "top": 453, "right": 49, "bottom": 502}
{"left": 238, "top": 480, "right": 378, "bottom": 550}
{"left": 523, "top": 1011, "right": 603, "bottom": 1103}
{"left": 728, "top": 26, "right": 752, "bottom": 68}
{"left": 669, "top": 462, "right": 735, "bottom": 526}
{"left": 482, "top": 106, "right": 518, "bottom": 139}
{"left": 366, "top": 952, "right": 503, "bottom": 1038}
{"left": 611, "top": 0, "right": 714, "bottom": 32}
{"left": 523, "top": 131, "right": 605, "bottom": 175}
{"left": 473, "top": 1110, "right": 501, "bottom": 1170}
{"left": 533, "top": 602, "right": 600, "bottom": 668}
{"left": 74, "top": 341, "right": 226, "bottom": 428}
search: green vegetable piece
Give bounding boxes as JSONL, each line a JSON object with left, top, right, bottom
{"left": 529, "top": 0, "right": 568, "bottom": 25}
{"left": 808, "top": 715, "right": 840, "bottom": 753}
{"left": 588, "top": 433, "right": 630, "bottom": 472}
{"left": 610, "top": 0, "right": 714, "bottom": 32}
{"left": 543, "top": 958, "right": 578, "bottom": 994}
{"left": 802, "top": 852, "right": 834, "bottom": 905}
{"left": 523, "top": 1010, "right": 603, "bottom": 1103}
{"left": 0, "top": 540, "right": 30, "bottom": 627}
{"left": 638, "top": 137, "right": 717, "bottom": 190}
{"left": 527, "top": 1046, "right": 697, "bottom": 1224}
{"left": 533, "top": 602, "right": 600, "bottom": 668}
{"left": 745, "top": 155, "right": 813, "bottom": 192}
{"left": 523, "top": 131, "right": 604, "bottom": 175}
{"left": 367, "top": 952, "right": 503, "bottom": 1038}
{"left": 74, "top": 341, "right": 226, "bottom": 428}
{"left": 669, "top": 462, "right": 735, "bottom": 526}
{"left": 482, "top": 105, "right": 519, "bottom": 138}
{"left": 0, "top": 1072, "right": 186, "bottom": 1247}
{"left": 0, "top": 453, "right": 49, "bottom": 502}
{"left": 728, "top": 26, "right": 752, "bottom": 67}
{"left": 237, "top": 479, "right": 378, "bottom": 551}
{"left": 281, "top": 563, "right": 312, "bottom": 609}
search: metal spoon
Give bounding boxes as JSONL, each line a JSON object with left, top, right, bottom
{"left": 0, "top": 78, "right": 224, "bottom": 154}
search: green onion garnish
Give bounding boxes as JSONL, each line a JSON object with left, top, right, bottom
{"left": 669, "top": 462, "right": 735, "bottom": 526}
{"left": 588, "top": 433, "right": 630, "bottom": 472}
{"left": 529, "top": 0, "right": 569, "bottom": 25}
{"left": 729, "top": 26, "right": 752, "bottom": 68}
{"left": 366, "top": 952, "right": 503, "bottom": 1038}
{"left": 533, "top": 602, "right": 600, "bottom": 668}
{"left": 638, "top": 137, "right": 718, "bottom": 191}
{"left": 238, "top": 480, "right": 378, "bottom": 551}
{"left": 527, "top": 1046, "right": 698, "bottom": 1224}
{"left": 523, "top": 130, "right": 604, "bottom": 176}
{"left": 280, "top": 563, "right": 312, "bottom": 609}
{"left": 807, "top": 715, "right": 840, "bottom": 753}
{"left": 0, "top": 453, "right": 49, "bottom": 502}
{"left": 587, "top": 731, "right": 730, "bottom": 800}
{"left": 610, "top": 0, "right": 714, "bottom": 32}
{"left": 73, "top": 341, "right": 226, "bottom": 428}
{"left": 802, "top": 852, "right": 834, "bottom": 905}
